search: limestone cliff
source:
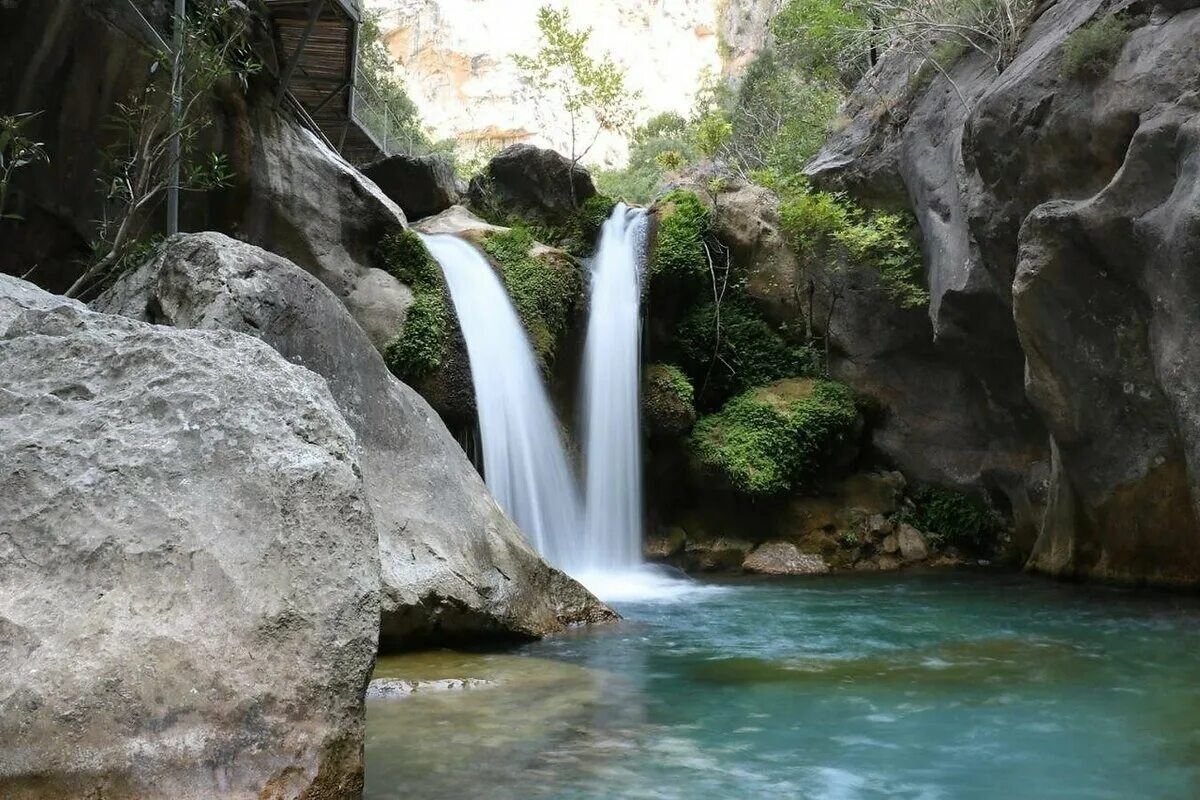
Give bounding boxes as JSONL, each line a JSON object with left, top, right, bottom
{"left": 806, "top": 0, "right": 1200, "bottom": 585}
{"left": 366, "top": 0, "right": 772, "bottom": 166}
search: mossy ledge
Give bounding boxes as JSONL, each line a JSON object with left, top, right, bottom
{"left": 378, "top": 227, "right": 450, "bottom": 383}
{"left": 690, "top": 378, "right": 860, "bottom": 497}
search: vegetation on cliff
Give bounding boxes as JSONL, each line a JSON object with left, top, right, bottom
{"left": 650, "top": 189, "right": 711, "bottom": 280}
{"left": 380, "top": 228, "right": 449, "bottom": 382}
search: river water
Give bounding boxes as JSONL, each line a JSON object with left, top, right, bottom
{"left": 366, "top": 571, "right": 1200, "bottom": 799}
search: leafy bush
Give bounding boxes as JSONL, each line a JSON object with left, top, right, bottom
{"left": 896, "top": 487, "right": 999, "bottom": 550}
{"left": 677, "top": 297, "right": 814, "bottom": 408}
{"left": 691, "top": 379, "right": 859, "bottom": 496}
{"left": 778, "top": 182, "right": 928, "bottom": 308}
{"left": 595, "top": 112, "right": 699, "bottom": 204}
{"left": 384, "top": 291, "right": 448, "bottom": 381}
{"left": 1061, "top": 16, "right": 1130, "bottom": 80}
{"left": 651, "top": 189, "right": 711, "bottom": 280}
{"left": 483, "top": 225, "right": 581, "bottom": 363}
{"left": 379, "top": 227, "right": 440, "bottom": 287}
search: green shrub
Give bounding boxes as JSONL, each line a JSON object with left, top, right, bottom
{"left": 778, "top": 183, "right": 928, "bottom": 309}
{"left": 483, "top": 225, "right": 581, "bottom": 363}
{"left": 651, "top": 189, "right": 711, "bottom": 280}
{"left": 691, "top": 379, "right": 859, "bottom": 496}
{"left": 384, "top": 291, "right": 448, "bottom": 381}
{"left": 379, "top": 227, "right": 440, "bottom": 287}
{"left": 676, "top": 297, "right": 813, "bottom": 408}
{"left": 896, "top": 487, "right": 999, "bottom": 550}
{"left": 1061, "top": 16, "right": 1130, "bottom": 80}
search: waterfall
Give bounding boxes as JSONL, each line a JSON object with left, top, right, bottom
{"left": 419, "top": 233, "right": 582, "bottom": 567}
{"left": 580, "top": 204, "right": 648, "bottom": 572}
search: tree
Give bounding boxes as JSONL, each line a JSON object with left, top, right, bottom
{"left": 355, "top": 11, "right": 430, "bottom": 154}
{"left": 67, "top": 3, "right": 258, "bottom": 298}
{"left": 0, "top": 112, "right": 49, "bottom": 221}
{"left": 514, "top": 6, "right": 639, "bottom": 204}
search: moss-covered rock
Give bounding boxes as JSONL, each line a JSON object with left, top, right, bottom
{"left": 643, "top": 363, "right": 696, "bottom": 436}
{"left": 691, "top": 378, "right": 860, "bottom": 497}
{"left": 482, "top": 225, "right": 583, "bottom": 367}
{"left": 378, "top": 228, "right": 451, "bottom": 385}
{"left": 650, "top": 189, "right": 711, "bottom": 280}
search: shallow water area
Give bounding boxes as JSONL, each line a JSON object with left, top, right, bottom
{"left": 365, "top": 571, "right": 1200, "bottom": 799}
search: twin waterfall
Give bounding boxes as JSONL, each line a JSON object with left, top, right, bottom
{"left": 419, "top": 205, "right": 649, "bottom": 592}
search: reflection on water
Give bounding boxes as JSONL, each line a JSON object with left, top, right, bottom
{"left": 366, "top": 572, "right": 1200, "bottom": 800}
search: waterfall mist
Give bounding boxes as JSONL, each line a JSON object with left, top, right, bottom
{"left": 420, "top": 233, "right": 582, "bottom": 567}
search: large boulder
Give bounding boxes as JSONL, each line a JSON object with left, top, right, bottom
{"left": 467, "top": 143, "right": 596, "bottom": 226}
{"left": 0, "top": 275, "right": 378, "bottom": 797}
{"left": 362, "top": 154, "right": 459, "bottom": 221}
{"left": 96, "top": 232, "right": 615, "bottom": 647}
{"left": 231, "top": 101, "right": 413, "bottom": 351}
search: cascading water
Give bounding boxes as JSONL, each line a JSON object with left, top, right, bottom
{"left": 419, "top": 233, "right": 582, "bottom": 566}
{"left": 579, "top": 204, "right": 647, "bottom": 572}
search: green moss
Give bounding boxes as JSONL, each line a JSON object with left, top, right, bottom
{"left": 483, "top": 225, "right": 581, "bottom": 364}
{"left": 690, "top": 379, "right": 859, "bottom": 497}
{"left": 676, "top": 297, "right": 815, "bottom": 409}
{"left": 379, "top": 227, "right": 440, "bottom": 288}
{"left": 384, "top": 291, "right": 448, "bottom": 382}
{"left": 643, "top": 363, "right": 696, "bottom": 434}
{"left": 652, "top": 189, "right": 711, "bottom": 280}
{"left": 1061, "top": 16, "right": 1130, "bottom": 80}
{"left": 895, "top": 487, "right": 999, "bottom": 550}
{"left": 378, "top": 228, "right": 450, "bottom": 384}
{"left": 474, "top": 193, "right": 617, "bottom": 258}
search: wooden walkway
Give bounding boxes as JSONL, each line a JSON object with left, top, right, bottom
{"left": 263, "top": 0, "right": 386, "bottom": 165}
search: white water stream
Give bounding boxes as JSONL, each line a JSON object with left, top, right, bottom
{"left": 419, "top": 233, "right": 582, "bottom": 567}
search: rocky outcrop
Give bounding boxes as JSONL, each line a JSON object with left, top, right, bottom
{"left": 233, "top": 101, "right": 413, "bottom": 351}
{"left": 96, "top": 232, "right": 615, "bottom": 646}
{"left": 806, "top": 0, "right": 1200, "bottom": 584}
{"left": 742, "top": 542, "right": 829, "bottom": 575}
{"left": 468, "top": 144, "right": 596, "bottom": 225}
{"left": 0, "top": 275, "right": 378, "bottom": 797}
{"left": 363, "top": 153, "right": 460, "bottom": 221}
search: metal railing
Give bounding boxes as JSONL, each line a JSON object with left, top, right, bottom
{"left": 349, "top": 63, "right": 429, "bottom": 157}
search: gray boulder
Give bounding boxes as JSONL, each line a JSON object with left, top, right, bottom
{"left": 97, "top": 232, "right": 616, "bottom": 646}
{"left": 0, "top": 275, "right": 378, "bottom": 797}
{"left": 363, "top": 153, "right": 460, "bottom": 221}
{"left": 467, "top": 143, "right": 596, "bottom": 225}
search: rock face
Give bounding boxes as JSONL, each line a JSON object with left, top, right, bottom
{"left": 805, "top": 0, "right": 1200, "bottom": 584}
{"left": 468, "top": 144, "right": 596, "bottom": 225}
{"left": 96, "top": 233, "right": 615, "bottom": 647}
{"left": 233, "top": 100, "right": 413, "bottom": 351}
{"left": 0, "top": 275, "right": 378, "bottom": 797}
{"left": 362, "top": 154, "right": 460, "bottom": 221}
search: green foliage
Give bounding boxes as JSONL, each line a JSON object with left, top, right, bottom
{"left": 651, "top": 190, "right": 711, "bottom": 280}
{"left": 0, "top": 112, "right": 49, "bottom": 221}
{"left": 723, "top": 51, "right": 842, "bottom": 177}
{"left": 838, "top": 530, "right": 862, "bottom": 549}
{"left": 778, "top": 181, "right": 928, "bottom": 308}
{"left": 896, "top": 487, "right": 1000, "bottom": 550}
{"left": 773, "top": 0, "right": 870, "bottom": 88}
{"left": 691, "top": 379, "right": 859, "bottom": 496}
{"left": 384, "top": 291, "right": 448, "bottom": 382}
{"left": 676, "top": 297, "right": 814, "bottom": 409}
{"left": 514, "top": 6, "right": 639, "bottom": 166}
{"left": 484, "top": 226, "right": 581, "bottom": 362}
{"left": 379, "top": 227, "right": 440, "bottom": 287}
{"left": 379, "top": 228, "right": 448, "bottom": 383}
{"left": 693, "top": 110, "right": 733, "bottom": 158}
{"left": 643, "top": 363, "right": 697, "bottom": 433}
{"left": 595, "top": 112, "right": 698, "bottom": 204}
{"left": 649, "top": 363, "right": 695, "bottom": 407}
{"left": 1061, "top": 16, "right": 1130, "bottom": 80}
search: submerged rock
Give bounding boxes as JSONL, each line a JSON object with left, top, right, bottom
{"left": 363, "top": 153, "right": 460, "bottom": 221}
{"left": 97, "top": 232, "right": 616, "bottom": 648}
{"left": 0, "top": 275, "right": 378, "bottom": 797}
{"left": 742, "top": 543, "right": 829, "bottom": 576}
